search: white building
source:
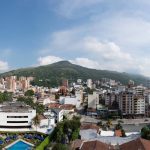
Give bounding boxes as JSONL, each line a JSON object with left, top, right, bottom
{"left": 38, "top": 97, "right": 51, "bottom": 105}
{"left": 87, "top": 79, "right": 93, "bottom": 89}
{"left": 51, "top": 108, "right": 63, "bottom": 123}
{"left": 135, "top": 85, "right": 145, "bottom": 96}
{"left": 88, "top": 91, "right": 99, "bottom": 109}
{"left": 38, "top": 114, "right": 55, "bottom": 128}
{"left": 75, "top": 90, "right": 83, "bottom": 103}
{"left": 116, "top": 86, "right": 126, "bottom": 93}
{"left": 77, "top": 79, "right": 82, "bottom": 84}
{"left": 59, "top": 96, "right": 81, "bottom": 108}
{"left": 43, "top": 111, "right": 56, "bottom": 126}
{"left": 134, "top": 96, "right": 145, "bottom": 115}
{"left": 0, "top": 102, "right": 36, "bottom": 128}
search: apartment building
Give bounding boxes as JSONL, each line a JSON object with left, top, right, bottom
{"left": 135, "top": 85, "right": 145, "bottom": 96}
{"left": 88, "top": 91, "right": 99, "bottom": 109}
{"left": 119, "top": 91, "right": 135, "bottom": 115}
{"left": 134, "top": 96, "right": 145, "bottom": 115}
{"left": 104, "top": 93, "right": 116, "bottom": 106}
{"left": 119, "top": 91, "right": 145, "bottom": 116}
{"left": 87, "top": 79, "right": 93, "bottom": 89}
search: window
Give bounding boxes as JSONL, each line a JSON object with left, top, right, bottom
{"left": 7, "top": 116, "right": 28, "bottom": 118}
{"left": 7, "top": 121, "right": 28, "bottom": 123}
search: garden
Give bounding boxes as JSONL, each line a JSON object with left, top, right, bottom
{"left": 0, "top": 131, "right": 47, "bottom": 149}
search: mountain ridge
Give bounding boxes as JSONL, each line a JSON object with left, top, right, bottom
{"left": 0, "top": 61, "right": 148, "bottom": 87}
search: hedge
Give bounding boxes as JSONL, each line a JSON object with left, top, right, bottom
{"left": 36, "top": 136, "right": 50, "bottom": 150}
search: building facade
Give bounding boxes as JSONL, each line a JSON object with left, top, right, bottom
{"left": 0, "top": 102, "right": 36, "bottom": 128}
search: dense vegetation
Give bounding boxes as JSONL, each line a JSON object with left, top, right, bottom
{"left": 0, "top": 91, "right": 13, "bottom": 103}
{"left": 52, "top": 143, "right": 68, "bottom": 150}
{"left": 25, "top": 89, "right": 34, "bottom": 96}
{"left": 50, "top": 116, "right": 81, "bottom": 144}
{"left": 0, "top": 61, "right": 148, "bottom": 87}
{"left": 141, "top": 126, "right": 150, "bottom": 140}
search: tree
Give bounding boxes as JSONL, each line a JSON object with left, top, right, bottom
{"left": 115, "top": 123, "right": 123, "bottom": 130}
{"left": 141, "top": 126, "right": 150, "bottom": 140}
{"left": 52, "top": 143, "right": 68, "bottom": 150}
{"left": 17, "top": 96, "right": 34, "bottom": 106}
{"left": 25, "top": 90, "right": 34, "bottom": 96}
{"left": 71, "top": 129, "right": 79, "bottom": 141}
{"left": 70, "top": 116, "right": 81, "bottom": 131}
{"left": 51, "top": 122, "right": 64, "bottom": 143}
{"left": 106, "top": 119, "right": 112, "bottom": 128}
{"left": 55, "top": 94, "right": 60, "bottom": 100}
{"left": 97, "top": 121, "right": 103, "bottom": 127}
{"left": 0, "top": 91, "right": 13, "bottom": 103}
{"left": 121, "top": 129, "right": 126, "bottom": 137}
{"left": 50, "top": 116, "right": 81, "bottom": 144}
{"left": 32, "top": 114, "right": 40, "bottom": 132}
{"left": 35, "top": 103, "right": 45, "bottom": 114}
{"left": 70, "top": 88, "right": 75, "bottom": 95}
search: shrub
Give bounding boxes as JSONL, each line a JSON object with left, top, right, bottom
{"left": 36, "top": 136, "right": 50, "bottom": 150}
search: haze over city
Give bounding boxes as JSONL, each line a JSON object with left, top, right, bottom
{"left": 0, "top": 0, "right": 150, "bottom": 76}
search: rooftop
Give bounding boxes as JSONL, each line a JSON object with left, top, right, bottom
{"left": 0, "top": 102, "right": 33, "bottom": 113}
{"left": 80, "top": 140, "right": 114, "bottom": 150}
{"left": 120, "top": 138, "right": 150, "bottom": 150}
{"left": 80, "top": 124, "right": 100, "bottom": 132}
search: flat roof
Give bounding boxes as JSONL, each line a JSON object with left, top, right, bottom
{"left": 0, "top": 102, "right": 34, "bottom": 113}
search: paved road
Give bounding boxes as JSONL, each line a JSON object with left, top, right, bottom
{"left": 80, "top": 115, "right": 150, "bottom": 132}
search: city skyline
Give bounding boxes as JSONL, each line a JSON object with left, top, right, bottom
{"left": 0, "top": 0, "right": 150, "bottom": 76}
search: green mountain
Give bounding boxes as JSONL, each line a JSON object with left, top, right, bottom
{"left": 0, "top": 61, "right": 148, "bottom": 87}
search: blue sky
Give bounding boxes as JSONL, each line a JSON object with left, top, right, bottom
{"left": 0, "top": 0, "right": 150, "bottom": 76}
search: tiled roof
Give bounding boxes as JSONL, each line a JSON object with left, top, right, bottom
{"left": 80, "top": 124, "right": 100, "bottom": 132}
{"left": 60, "top": 104, "right": 75, "bottom": 110}
{"left": 120, "top": 138, "right": 150, "bottom": 150}
{"left": 80, "top": 140, "right": 114, "bottom": 150}
{"left": 48, "top": 103, "right": 61, "bottom": 108}
{"left": 71, "top": 139, "right": 83, "bottom": 150}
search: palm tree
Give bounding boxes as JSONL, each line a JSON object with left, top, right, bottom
{"left": 115, "top": 122, "right": 122, "bottom": 130}
{"left": 32, "top": 114, "right": 40, "bottom": 132}
{"left": 106, "top": 119, "right": 112, "bottom": 128}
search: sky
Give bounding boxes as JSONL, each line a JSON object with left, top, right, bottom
{"left": 0, "top": 0, "right": 150, "bottom": 76}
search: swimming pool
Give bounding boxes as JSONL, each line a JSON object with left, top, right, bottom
{"left": 6, "top": 140, "right": 33, "bottom": 150}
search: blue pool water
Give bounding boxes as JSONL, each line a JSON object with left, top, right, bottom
{"left": 7, "top": 141, "right": 33, "bottom": 150}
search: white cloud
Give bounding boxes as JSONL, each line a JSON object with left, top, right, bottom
{"left": 0, "top": 60, "right": 9, "bottom": 72}
{"left": 40, "top": 13, "right": 150, "bottom": 76}
{"left": 70, "top": 57, "right": 100, "bottom": 69}
{"left": 136, "top": 58, "right": 150, "bottom": 77}
{"left": 37, "top": 55, "right": 101, "bottom": 69}
{"left": 38, "top": 55, "right": 63, "bottom": 66}
{"left": 84, "top": 37, "right": 132, "bottom": 61}
{"left": 38, "top": 1, "right": 150, "bottom": 77}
